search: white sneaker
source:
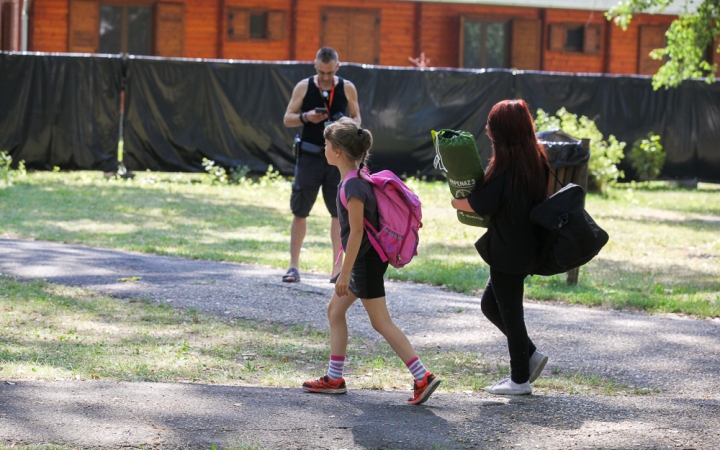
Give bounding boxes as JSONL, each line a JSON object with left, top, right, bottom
{"left": 484, "top": 377, "right": 532, "bottom": 395}
{"left": 529, "top": 350, "right": 548, "bottom": 384}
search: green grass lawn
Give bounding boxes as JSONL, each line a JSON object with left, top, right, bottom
{"left": 0, "top": 275, "right": 645, "bottom": 396}
{"left": 1, "top": 171, "right": 718, "bottom": 318}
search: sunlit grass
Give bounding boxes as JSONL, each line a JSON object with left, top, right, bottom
{"left": 0, "top": 172, "right": 718, "bottom": 317}
{"left": 0, "top": 276, "right": 635, "bottom": 395}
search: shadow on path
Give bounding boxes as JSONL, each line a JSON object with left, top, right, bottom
{"left": 1, "top": 381, "right": 718, "bottom": 449}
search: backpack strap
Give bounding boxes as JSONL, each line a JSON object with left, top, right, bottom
{"left": 338, "top": 169, "right": 389, "bottom": 264}
{"left": 549, "top": 169, "right": 563, "bottom": 188}
{"left": 363, "top": 224, "right": 388, "bottom": 263}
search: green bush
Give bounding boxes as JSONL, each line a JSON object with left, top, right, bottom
{"left": 201, "top": 158, "right": 252, "bottom": 185}
{"left": 202, "top": 158, "right": 283, "bottom": 187}
{"left": 535, "top": 108, "right": 626, "bottom": 194}
{"left": 0, "top": 151, "right": 26, "bottom": 187}
{"left": 629, "top": 133, "right": 665, "bottom": 182}
{"left": 202, "top": 158, "right": 230, "bottom": 184}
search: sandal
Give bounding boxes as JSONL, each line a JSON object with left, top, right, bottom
{"left": 329, "top": 273, "right": 340, "bottom": 284}
{"left": 282, "top": 267, "right": 300, "bottom": 283}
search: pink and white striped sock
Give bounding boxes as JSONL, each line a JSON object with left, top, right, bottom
{"left": 406, "top": 356, "right": 428, "bottom": 383}
{"left": 327, "top": 355, "right": 346, "bottom": 380}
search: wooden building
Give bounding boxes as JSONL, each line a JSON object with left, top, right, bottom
{"left": 5, "top": 0, "right": 717, "bottom": 76}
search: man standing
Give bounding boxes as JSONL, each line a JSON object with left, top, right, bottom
{"left": 282, "top": 47, "right": 361, "bottom": 283}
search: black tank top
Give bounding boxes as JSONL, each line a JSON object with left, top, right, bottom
{"left": 301, "top": 76, "right": 349, "bottom": 146}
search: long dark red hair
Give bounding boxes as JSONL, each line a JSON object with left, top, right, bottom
{"left": 484, "top": 99, "right": 550, "bottom": 206}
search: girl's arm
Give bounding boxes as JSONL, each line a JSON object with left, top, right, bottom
{"left": 451, "top": 198, "right": 474, "bottom": 212}
{"left": 335, "top": 196, "right": 364, "bottom": 297}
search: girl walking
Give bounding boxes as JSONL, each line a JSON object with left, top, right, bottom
{"left": 451, "top": 100, "right": 550, "bottom": 395}
{"left": 302, "top": 117, "right": 441, "bottom": 405}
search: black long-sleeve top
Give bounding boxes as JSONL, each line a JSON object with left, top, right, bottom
{"left": 467, "top": 170, "right": 544, "bottom": 275}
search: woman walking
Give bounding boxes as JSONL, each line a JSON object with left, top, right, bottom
{"left": 302, "top": 117, "right": 441, "bottom": 405}
{"left": 451, "top": 99, "right": 550, "bottom": 395}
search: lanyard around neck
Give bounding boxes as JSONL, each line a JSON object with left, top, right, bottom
{"left": 320, "top": 78, "right": 336, "bottom": 111}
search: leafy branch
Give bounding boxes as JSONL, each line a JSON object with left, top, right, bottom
{"left": 607, "top": 0, "right": 720, "bottom": 89}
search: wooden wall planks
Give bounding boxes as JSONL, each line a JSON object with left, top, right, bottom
{"left": 295, "top": 0, "right": 414, "bottom": 66}
{"left": 221, "top": 0, "right": 291, "bottom": 61}
{"left": 542, "top": 9, "right": 606, "bottom": 73}
{"left": 607, "top": 14, "right": 674, "bottom": 74}
{"left": 420, "top": 3, "right": 539, "bottom": 69}
{"left": 183, "top": 0, "right": 219, "bottom": 58}
{"left": 25, "top": 0, "right": 682, "bottom": 76}
{"left": 31, "top": 0, "right": 68, "bottom": 52}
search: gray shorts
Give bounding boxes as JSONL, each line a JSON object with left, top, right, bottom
{"left": 290, "top": 152, "right": 340, "bottom": 218}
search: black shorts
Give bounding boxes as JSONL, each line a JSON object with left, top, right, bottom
{"left": 290, "top": 152, "right": 340, "bottom": 218}
{"left": 349, "top": 247, "right": 389, "bottom": 299}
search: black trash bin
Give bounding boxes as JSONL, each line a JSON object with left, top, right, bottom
{"left": 536, "top": 129, "right": 591, "bottom": 285}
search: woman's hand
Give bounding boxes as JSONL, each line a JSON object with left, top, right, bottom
{"left": 451, "top": 197, "right": 474, "bottom": 212}
{"left": 334, "top": 273, "right": 351, "bottom": 298}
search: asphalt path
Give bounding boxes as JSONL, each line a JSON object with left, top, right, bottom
{"left": 1, "top": 238, "right": 718, "bottom": 449}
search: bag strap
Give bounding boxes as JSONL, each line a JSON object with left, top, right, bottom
{"left": 432, "top": 131, "right": 448, "bottom": 172}
{"left": 549, "top": 169, "right": 563, "bottom": 188}
{"left": 338, "top": 170, "right": 389, "bottom": 264}
{"left": 532, "top": 168, "right": 562, "bottom": 273}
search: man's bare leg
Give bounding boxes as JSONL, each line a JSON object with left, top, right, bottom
{"left": 331, "top": 217, "right": 342, "bottom": 278}
{"left": 285, "top": 216, "right": 306, "bottom": 281}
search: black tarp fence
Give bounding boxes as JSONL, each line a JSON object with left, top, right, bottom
{"left": 515, "top": 73, "right": 701, "bottom": 180}
{"left": 1, "top": 52, "right": 719, "bottom": 181}
{"left": 122, "top": 57, "right": 514, "bottom": 176}
{"left": 0, "top": 53, "right": 123, "bottom": 172}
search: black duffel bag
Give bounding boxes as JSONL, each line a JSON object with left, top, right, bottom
{"left": 531, "top": 183, "right": 609, "bottom": 276}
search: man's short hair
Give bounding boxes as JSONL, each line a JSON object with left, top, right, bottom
{"left": 316, "top": 47, "right": 339, "bottom": 64}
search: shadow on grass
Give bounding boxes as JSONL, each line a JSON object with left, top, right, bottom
{"left": 0, "top": 181, "right": 341, "bottom": 268}
{"left": 387, "top": 251, "right": 720, "bottom": 317}
{"left": 526, "top": 255, "right": 720, "bottom": 317}
{"left": 3, "top": 182, "right": 293, "bottom": 232}
{"left": 609, "top": 214, "right": 720, "bottom": 230}
{"left": 0, "top": 275, "right": 650, "bottom": 398}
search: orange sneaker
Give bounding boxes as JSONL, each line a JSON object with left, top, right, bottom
{"left": 407, "top": 372, "right": 441, "bottom": 405}
{"left": 302, "top": 375, "right": 347, "bottom": 394}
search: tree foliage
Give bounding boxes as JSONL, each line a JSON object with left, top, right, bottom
{"left": 607, "top": 0, "right": 720, "bottom": 89}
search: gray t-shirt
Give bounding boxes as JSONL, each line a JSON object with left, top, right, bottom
{"left": 337, "top": 177, "right": 380, "bottom": 258}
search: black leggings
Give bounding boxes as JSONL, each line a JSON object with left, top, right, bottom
{"left": 481, "top": 268, "right": 537, "bottom": 384}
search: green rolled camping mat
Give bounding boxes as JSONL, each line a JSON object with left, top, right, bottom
{"left": 432, "top": 129, "right": 491, "bottom": 227}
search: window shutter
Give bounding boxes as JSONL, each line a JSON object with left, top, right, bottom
{"left": 69, "top": 0, "right": 99, "bottom": 53}
{"left": 511, "top": 19, "right": 541, "bottom": 70}
{"left": 321, "top": 8, "right": 380, "bottom": 65}
{"left": 267, "top": 10, "right": 286, "bottom": 41}
{"left": 321, "top": 9, "right": 351, "bottom": 61}
{"left": 583, "top": 24, "right": 601, "bottom": 54}
{"left": 638, "top": 25, "right": 666, "bottom": 75}
{"left": 549, "top": 24, "right": 565, "bottom": 52}
{"left": 154, "top": 2, "right": 184, "bottom": 57}
{"left": 349, "top": 10, "right": 381, "bottom": 64}
{"left": 227, "top": 8, "right": 249, "bottom": 41}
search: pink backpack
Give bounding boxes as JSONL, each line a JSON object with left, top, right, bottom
{"left": 339, "top": 168, "right": 422, "bottom": 268}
